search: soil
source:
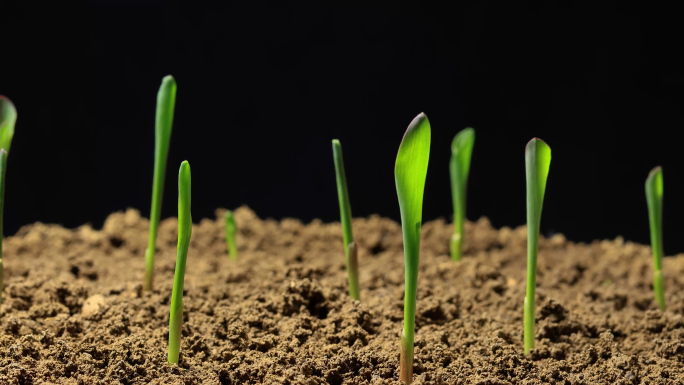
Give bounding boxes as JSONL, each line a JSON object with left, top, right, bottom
{"left": 1, "top": 206, "right": 683, "bottom": 384}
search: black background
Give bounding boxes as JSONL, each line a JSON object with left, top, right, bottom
{"left": 2, "top": 4, "right": 684, "bottom": 253}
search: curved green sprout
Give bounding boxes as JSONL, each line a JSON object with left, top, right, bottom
{"left": 645, "top": 166, "right": 666, "bottom": 311}
{"left": 145, "top": 75, "right": 177, "bottom": 291}
{"left": 332, "top": 139, "right": 359, "bottom": 300}
{"left": 224, "top": 210, "right": 238, "bottom": 260}
{"left": 0, "top": 96, "right": 17, "bottom": 153}
{"left": 449, "top": 128, "right": 475, "bottom": 261}
{"left": 524, "top": 138, "right": 551, "bottom": 354}
{"left": 168, "top": 160, "right": 192, "bottom": 365}
{"left": 395, "top": 113, "right": 431, "bottom": 384}
{"left": 0, "top": 95, "right": 16, "bottom": 305}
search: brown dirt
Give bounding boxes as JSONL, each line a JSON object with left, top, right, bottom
{"left": 1, "top": 206, "right": 683, "bottom": 384}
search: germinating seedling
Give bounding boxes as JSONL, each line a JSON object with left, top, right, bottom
{"left": 645, "top": 166, "right": 666, "bottom": 311}
{"left": 168, "top": 160, "right": 192, "bottom": 365}
{"left": 0, "top": 95, "right": 17, "bottom": 305}
{"left": 449, "top": 128, "right": 475, "bottom": 261}
{"left": 145, "top": 75, "right": 177, "bottom": 291}
{"left": 524, "top": 138, "right": 551, "bottom": 354}
{"left": 395, "top": 113, "right": 430, "bottom": 384}
{"left": 332, "top": 139, "right": 359, "bottom": 300}
{"left": 224, "top": 210, "right": 238, "bottom": 260}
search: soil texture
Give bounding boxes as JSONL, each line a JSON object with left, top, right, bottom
{"left": 1, "top": 207, "right": 684, "bottom": 384}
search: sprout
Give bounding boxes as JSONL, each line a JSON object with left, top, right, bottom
{"left": 524, "top": 138, "right": 551, "bottom": 354}
{"left": 449, "top": 128, "right": 475, "bottom": 261}
{"left": 224, "top": 210, "right": 238, "bottom": 260}
{"left": 168, "top": 160, "right": 192, "bottom": 365}
{"left": 332, "top": 139, "right": 359, "bottom": 300}
{"left": 395, "top": 113, "right": 431, "bottom": 384}
{"left": 0, "top": 96, "right": 17, "bottom": 152}
{"left": 145, "top": 75, "right": 177, "bottom": 291}
{"left": 0, "top": 95, "right": 17, "bottom": 305}
{"left": 0, "top": 150, "right": 7, "bottom": 304}
{"left": 645, "top": 166, "right": 666, "bottom": 311}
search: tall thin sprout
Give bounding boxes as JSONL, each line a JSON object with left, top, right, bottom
{"left": 645, "top": 166, "right": 666, "bottom": 311}
{"left": 395, "top": 113, "right": 431, "bottom": 384}
{"left": 144, "top": 75, "right": 177, "bottom": 291}
{"left": 0, "top": 95, "right": 17, "bottom": 305}
{"left": 332, "top": 139, "right": 359, "bottom": 300}
{"left": 524, "top": 138, "right": 551, "bottom": 354}
{"left": 449, "top": 128, "right": 475, "bottom": 261}
{"left": 168, "top": 160, "right": 192, "bottom": 364}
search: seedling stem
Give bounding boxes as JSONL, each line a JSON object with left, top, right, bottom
{"left": 645, "top": 166, "right": 666, "bottom": 311}
{"left": 145, "top": 75, "right": 177, "bottom": 291}
{"left": 524, "top": 138, "right": 551, "bottom": 354}
{"left": 168, "top": 160, "right": 192, "bottom": 364}
{"left": 225, "top": 210, "right": 238, "bottom": 260}
{"left": 332, "top": 139, "right": 359, "bottom": 300}
{"left": 395, "top": 113, "right": 431, "bottom": 384}
{"left": 449, "top": 128, "right": 475, "bottom": 261}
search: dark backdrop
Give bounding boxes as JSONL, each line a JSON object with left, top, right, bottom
{"left": 2, "top": 4, "right": 684, "bottom": 253}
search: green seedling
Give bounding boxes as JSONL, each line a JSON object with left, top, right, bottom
{"left": 224, "top": 210, "right": 238, "bottom": 260}
{"left": 645, "top": 166, "right": 666, "bottom": 311}
{"left": 395, "top": 113, "right": 431, "bottom": 384}
{"left": 332, "top": 139, "right": 359, "bottom": 300}
{"left": 449, "top": 128, "right": 475, "bottom": 261}
{"left": 0, "top": 95, "right": 17, "bottom": 305}
{"left": 0, "top": 150, "right": 7, "bottom": 304}
{"left": 524, "top": 138, "right": 551, "bottom": 355}
{"left": 0, "top": 96, "right": 17, "bottom": 153}
{"left": 145, "top": 75, "right": 177, "bottom": 291}
{"left": 168, "top": 160, "right": 192, "bottom": 365}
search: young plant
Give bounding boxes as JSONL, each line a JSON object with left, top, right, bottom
{"left": 395, "top": 113, "right": 431, "bottom": 384}
{"left": 224, "top": 210, "right": 238, "bottom": 260}
{"left": 0, "top": 95, "right": 17, "bottom": 305}
{"left": 168, "top": 160, "right": 192, "bottom": 365}
{"left": 332, "top": 139, "right": 359, "bottom": 300}
{"left": 145, "top": 75, "right": 177, "bottom": 291}
{"left": 524, "top": 138, "right": 551, "bottom": 354}
{"left": 0, "top": 150, "right": 7, "bottom": 304}
{"left": 645, "top": 166, "right": 666, "bottom": 311}
{"left": 449, "top": 128, "right": 475, "bottom": 261}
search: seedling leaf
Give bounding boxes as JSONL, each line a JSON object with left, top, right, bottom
{"left": 225, "top": 210, "right": 238, "bottom": 260}
{"left": 645, "top": 166, "right": 665, "bottom": 311}
{"left": 332, "top": 139, "right": 359, "bottom": 300}
{"left": 524, "top": 138, "right": 551, "bottom": 354}
{"left": 0, "top": 96, "right": 16, "bottom": 153}
{"left": 449, "top": 128, "right": 475, "bottom": 261}
{"left": 168, "top": 160, "right": 192, "bottom": 364}
{"left": 395, "top": 113, "right": 431, "bottom": 383}
{"left": 145, "top": 75, "right": 177, "bottom": 291}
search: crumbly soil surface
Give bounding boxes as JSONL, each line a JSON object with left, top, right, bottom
{"left": 1, "top": 207, "right": 684, "bottom": 384}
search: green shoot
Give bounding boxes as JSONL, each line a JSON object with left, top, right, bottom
{"left": 224, "top": 210, "right": 238, "bottom": 260}
{"left": 0, "top": 95, "right": 17, "bottom": 305}
{"left": 524, "top": 138, "right": 551, "bottom": 355}
{"left": 145, "top": 75, "right": 177, "bottom": 291}
{"left": 168, "top": 160, "right": 192, "bottom": 365}
{"left": 0, "top": 150, "right": 7, "bottom": 304}
{"left": 645, "top": 166, "right": 666, "bottom": 311}
{"left": 332, "top": 139, "right": 359, "bottom": 300}
{"left": 395, "top": 113, "right": 431, "bottom": 384}
{"left": 449, "top": 128, "right": 475, "bottom": 261}
{"left": 0, "top": 96, "right": 17, "bottom": 153}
